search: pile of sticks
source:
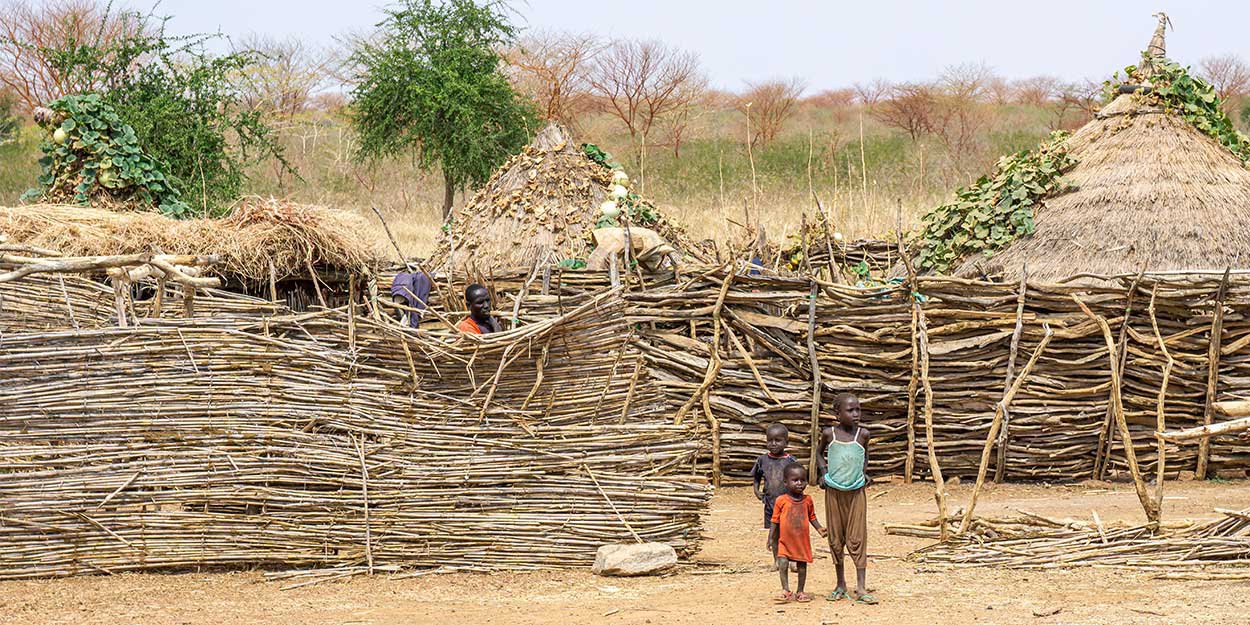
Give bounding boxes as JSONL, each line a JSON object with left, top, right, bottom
{"left": 888, "top": 508, "right": 1250, "bottom": 574}
{"left": 0, "top": 288, "right": 710, "bottom": 579}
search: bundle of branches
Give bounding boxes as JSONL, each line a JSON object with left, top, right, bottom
{"left": 432, "top": 123, "right": 702, "bottom": 273}
{"left": 0, "top": 288, "right": 710, "bottom": 579}
{"left": 890, "top": 508, "right": 1250, "bottom": 575}
{"left": 0, "top": 198, "right": 385, "bottom": 282}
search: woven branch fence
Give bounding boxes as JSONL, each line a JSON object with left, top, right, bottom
{"left": 399, "top": 266, "right": 1250, "bottom": 486}
{"left": 0, "top": 285, "right": 710, "bottom": 580}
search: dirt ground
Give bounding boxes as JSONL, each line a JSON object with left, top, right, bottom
{"left": 3, "top": 479, "right": 1248, "bottom": 625}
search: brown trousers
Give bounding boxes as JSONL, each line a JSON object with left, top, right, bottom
{"left": 824, "top": 486, "right": 868, "bottom": 569}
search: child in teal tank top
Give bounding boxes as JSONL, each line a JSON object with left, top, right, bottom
{"left": 816, "top": 393, "right": 877, "bottom": 605}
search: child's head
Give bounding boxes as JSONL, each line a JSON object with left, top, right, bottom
{"left": 834, "top": 393, "right": 861, "bottom": 428}
{"left": 765, "top": 423, "right": 789, "bottom": 456}
{"left": 783, "top": 463, "right": 808, "bottom": 496}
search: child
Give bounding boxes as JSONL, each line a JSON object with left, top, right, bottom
{"left": 817, "top": 393, "right": 877, "bottom": 605}
{"left": 751, "top": 424, "right": 797, "bottom": 569}
{"left": 767, "top": 463, "right": 827, "bottom": 603}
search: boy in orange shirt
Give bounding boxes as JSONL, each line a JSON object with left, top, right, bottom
{"left": 767, "top": 463, "right": 827, "bottom": 603}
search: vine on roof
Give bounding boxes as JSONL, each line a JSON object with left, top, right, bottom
{"left": 916, "top": 131, "right": 1074, "bottom": 274}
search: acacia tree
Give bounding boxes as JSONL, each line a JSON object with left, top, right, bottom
{"left": 737, "top": 77, "right": 805, "bottom": 147}
{"left": 350, "top": 0, "right": 535, "bottom": 218}
{"left": 234, "top": 34, "right": 335, "bottom": 118}
{"left": 505, "top": 30, "right": 599, "bottom": 127}
{"left": 589, "top": 39, "right": 704, "bottom": 147}
{"left": 873, "top": 83, "right": 935, "bottom": 142}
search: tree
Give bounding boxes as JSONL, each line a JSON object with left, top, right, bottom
{"left": 0, "top": 89, "right": 16, "bottom": 144}
{"left": 234, "top": 34, "right": 335, "bottom": 118}
{"left": 1200, "top": 54, "right": 1250, "bottom": 117}
{"left": 8, "top": 2, "right": 289, "bottom": 215}
{"left": 853, "top": 78, "right": 890, "bottom": 108}
{"left": 505, "top": 30, "right": 600, "bottom": 127}
{"left": 873, "top": 83, "right": 935, "bottom": 142}
{"left": 349, "top": 0, "right": 536, "bottom": 218}
{"left": 0, "top": 0, "right": 145, "bottom": 113}
{"left": 737, "top": 77, "right": 805, "bottom": 147}
{"left": 589, "top": 39, "right": 705, "bottom": 146}
{"left": 1011, "top": 75, "right": 1060, "bottom": 106}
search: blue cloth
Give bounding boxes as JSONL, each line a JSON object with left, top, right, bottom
{"left": 823, "top": 428, "right": 867, "bottom": 491}
{"left": 390, "top": 271, "right": 432, "bottom": 328}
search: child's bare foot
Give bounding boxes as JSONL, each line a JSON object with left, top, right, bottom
{"left": 794, "top": 592, "right": 814, "bottom": 603}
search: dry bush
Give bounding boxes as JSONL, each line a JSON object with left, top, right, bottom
{"left": 0, "top": 0, "right": 147, "bottom": 112}
{"left": 937, "top": 62, "right": 994, "bottom": 102}
{"left": 589, "top": 39, "right": 706, "bottom": 145}
{"left": 873, "top": 83, "right": 935, "bottom": 141}
{"left": 233, "top": 34, "right": 336, "bottom": 118}
{"left": 1048, "top": 81, "right": 1099, "bottom": 131}
{"left": 737, "top": 77, "right": 805, "bottom": 147}
{"left": 986, "top": 75, "right": 1013, "bottom": 105}
{"left": 505, "top": 31, "right": 600, "bottom": 127}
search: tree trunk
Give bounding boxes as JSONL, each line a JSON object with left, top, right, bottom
{"left": 441, "top": 171, "right": 455, "bottom": 220}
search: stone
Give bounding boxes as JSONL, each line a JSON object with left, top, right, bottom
{"left": 592, "top": 542, "right": 677, "bottom": 577}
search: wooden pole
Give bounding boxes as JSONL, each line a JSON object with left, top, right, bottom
{"left": 916, "top": 305, "right": 950, "bottom": 541}
{"left": 806, "top": 282, "right": 823, "bottom": 480}
{"left": 1161, "top": 416, "right": 1250, "bottom": 442}
{"left": 1198, "top": 268, "right": 1230, "bottom": 479}
{"left": 995, "top": 268, "right": 1028, "bottom": 482}
{"left": 904, "top": 304, "right": 920, "bottom": 483}
{"left": 1094, "top": 271, "right": 1143, "bottom": 479}
{"left": 1148, "top": 287, "right": 1173, "bottom": 527}
{"left": 959, "top": 324, "right": 1053, "bottom": 534}
{"left": 1073, "top": 295, "right": 1157, "bottom": 523}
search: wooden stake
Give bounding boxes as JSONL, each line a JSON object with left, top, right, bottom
{"left": 1148, "top": 287, "right": 1173, "bottom": 527}
{"left": 916, "top": 305, "right": 950, "bottom": 541}
{"left": 806, "top": 282, "right": 823, "bottom": 480}
{"left": 960, "top": 324, "right": 1053, "bottom": 534}
{"left": 1198, "top": 268, "right": 1230, "bottom": 479}
{"left": 1073, "top": 295, "right": 1157, "bottom": 523}
{"left": 904, "top": 304, "right": 919, "bottom": 483}
{"left": 995, "top": 268, "right": 1028, "bottom": 482}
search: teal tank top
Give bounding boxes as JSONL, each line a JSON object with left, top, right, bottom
{"left": 823, "top": 428, "right": 866, "bottom": 491}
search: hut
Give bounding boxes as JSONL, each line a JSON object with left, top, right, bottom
{"left": 0, "top": 197, "right": 385, "bottom": 310}
{"left": 948, "top": 16, "right": 1250, "bottom": 282}
{"left": 431, "top": 122, "right": 700, "bottom": 274}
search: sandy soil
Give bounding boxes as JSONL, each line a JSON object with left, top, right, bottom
{"left": 2, "top": 479, "right": 1248, "bottom": 625}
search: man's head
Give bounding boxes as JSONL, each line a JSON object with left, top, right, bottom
{"left": 465, "top": 284, "right": 491, "bottom": 323}
{"left": 783, "top": 463, "right": 808, "bottom": 496}
{"left": 765, "top": 423, "right": 789, "bottom": 456}
{"left": 834, "top": 393, "right": 861, "bottom": 428}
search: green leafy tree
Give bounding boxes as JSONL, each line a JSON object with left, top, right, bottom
{"left": 349, "top": 0, "right": 536, "bottom": 218}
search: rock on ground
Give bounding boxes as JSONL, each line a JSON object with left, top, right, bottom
{"left": 592, "top": 543, "right": 677, "bottom": 577}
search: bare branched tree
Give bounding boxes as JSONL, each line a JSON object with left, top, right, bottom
{"left": 853, "top": 78, "right": 890, "bottom": 107}
{"left": 1050, "top": 80, "right": 1099, "bottom": 131}
{"left": 872, "top": 83, "right": 935, "bottom": 142}
{"left": 0, "top": 0, "right": 146, "bottom": 112}
{"left": 1011, "top": 75, "right": 1060, "bottom": 107}
{"left": 1200, "top": 53, "right": 1250, "bottom": 118}
{"left": 937, "top": 62, "right": 995, "bottom": 103}
{"left": 737, "top": 77, "right": 805, "bottom": 147}
{"left": 505, "top": 30, "right": 600, "bottom": 127}
{"left": 233, "top": 33, "right": 336, "bottom": 118}
{"left": 589, "top": 39, "right": 706, "bottom": 146}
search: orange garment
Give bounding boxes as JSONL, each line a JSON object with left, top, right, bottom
{"left": 457, "top": 317, "right": 484, "bottom": 334}
{"left": 770, "top": 493, "right": 817, "bottom": 563}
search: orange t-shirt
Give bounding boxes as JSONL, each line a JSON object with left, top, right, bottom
{"left": 770, "top": 494, "right": 817, "bottom": 563}
{"left": 457, "top": 317, "right": 484, "bottom": 334}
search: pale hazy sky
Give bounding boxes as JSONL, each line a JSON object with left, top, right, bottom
{"left": 155, "top": 0, "right": 1250, "bottom": 91}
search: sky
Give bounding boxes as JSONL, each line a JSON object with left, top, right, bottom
{"left": 153, "top": 0, "right": 1250, "bottom": 91}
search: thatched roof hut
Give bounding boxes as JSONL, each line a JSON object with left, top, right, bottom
{"left": 432, "top": 123, "right": 697, "bottom": 272}
{"left": 953, "top": 16, "right": 1250, "bottom": 282}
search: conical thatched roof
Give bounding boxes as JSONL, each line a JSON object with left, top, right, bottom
{"left": 954, "top": 17, "right": 1250, "bottom": 281}
{"left": 431, "top": 123, "right": 697, "bottom": 272}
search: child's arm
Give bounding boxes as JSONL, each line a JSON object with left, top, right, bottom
{"left": 860, "top": 427, "right": 872, "bottom": 486}
{"left": 751, "top": 459, "right": 764, "bottom": 500}
{"left": 767, "top": 523, "right": 779, "bottom": 552}
{"left": 814, "top": 427, "right": 831, "bottom": 487}
{"left": 808, "top": 499, "right": 828, "bottom": 537}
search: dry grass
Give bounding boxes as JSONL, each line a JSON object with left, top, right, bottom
{"left": 0, "top": 198, "right": 386, "bottom": 280}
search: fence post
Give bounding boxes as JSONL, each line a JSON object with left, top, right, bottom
{"left": 1198, "top": 269, "right": 1230, "bottom": 479}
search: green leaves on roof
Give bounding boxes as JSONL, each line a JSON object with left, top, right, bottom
{"left": 916, "top": 132, "right": 1074, "bottom": 274}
